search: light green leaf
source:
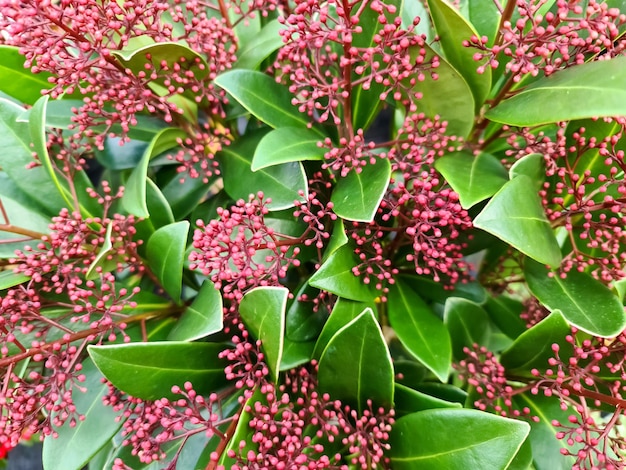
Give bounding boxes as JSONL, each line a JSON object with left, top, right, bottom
{"left": 88, "top": 341, "right": 228, "bottom": 401}
{"left": 218, "top": 130, "right": 307, "bottom": 210}
{"left": 444, "top": 297, "right": 490, "bottom": 359}
{"left": 239, "top": 286, "right": 288, "bottom": 383}
{"left": 427, "top": 0, "right": 492, "bottom": 110}
{"left": 308, "top": 244, "right": 375, "bottom": 302}
{"left": 468, "top": 0, "right": 500, "bottom": 46}
{"left": 146, "top": 221, "right": 190, "bottom": 304}
{"left": 318, "top": 308, "right": 394, "bottom": 412}
{"left": 0, "top": 270, "right": 30, "bottom": 290}
{"left": 388, "top": 280, "right": 451, "bottom": 382}
{"left": 0, "top": 194, "right": 51, "bottom": 258}
{"left": 251, "top": 127, "right": 324, "bottom": 170}
{"left": 435, "top": 151, "right": 508, "bottom": 208}
{"left": 42, "top": 360, "right": 123, "bottom": 470}
{"left": 509, "top": 153, "right": 544, "bottom": 184}
{"left": 85, "top": 222, "right": 114, "bottom": 280}
{"left": 525, "top": 260, "right": 626, "bottom": 337}
{"left": 474, "top": 175, "right": 562, "bottom": 266}
{"left": 331, "top": 157, "right": 391, "bottom": 222}
{"left": 486, "top": 56, "right": 626, "bottom": 126}
{"left": 121, "top": 127, "right": 187, "bottom": 217}
{"left": 168, "top": 280, "right": 223, "bottom": 341}
{"left": 234, "top": 20, "right": 285, "bottom": 70}
{"left": 0, "top": 45, "right": 52, "bottom": 104}
{"left": 214, "top": 70, "right": 312, "bottom": 129}
{"left": 390, "top": 409, "right": 530, "bottom": 469}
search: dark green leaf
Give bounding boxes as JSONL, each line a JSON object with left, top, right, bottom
{"left": 286, "top": 284, "right": 327, "bottom": 342}
{"left": 387, "top": 280, "right": 451, "bottom": 381}
{"left": 427, "top": 0, "right": 492, "bottom": 110}
{"left": 308, "top": 244, "right": 375, "bottom": 302}
{"left": 390, "top": 409, "right": 530, "bottom": 469}
{"left": 251, "top": 127, "right": 324, "bottom": 170}
{"left": 484, "top": 295, "right": 528, "bottom": 339}
{"left": 444, "top": 297, "right": 490, "bottom": 359}
{"left": 474, "top": 175, "right": 562, "bottom": 266}
{"left": 121, "top": 127, "right": 187, "bottom": 217}
{"left": 318, "top": 308, "right": 394, "bottom": 411}
{"left": 168, "top": 280, "right": 223, "bottom": 341}
{"left": 394, "top": 383, "right": 461, "bottom": 417}
{"left": 313, "top": 298, "right": 376, "bottom": 359}
{"left": 435, "top": 151, "right": 508, "bottom": 208}
{"left": 525, "top": 260, "right": 626, "bottom": 337}
{"left": 486, "top": 57, "right": 626, "bottom": 126}
{"left": 214, "top": 70, "right": 311, "bottom": 129}
{"left": 331, "top": 157, "right": 391, "bottom": 222}
{"left": 406, "top": 276, "right": 487, "bottom": 305}
{"left": 42, "top": 360, "right": 123, "bottom": 470}
{"left": 160, "top": 172, "right": 212, "bottom": 220}
{"left": 88, "top": 341, "right": 228, "bottom": 401}
{"left": 146, "top": 221, "right": 190, "bottom": 304}
{"left": 218, "top": 130, "right": 307, "bottom": 210}
{"left": 500, "top": 310, "right": 572, "bottom": 375}
{"left": 0, "top": 45, "right": 52, "bottom": 104}
{"left": 239, "top": 286, "right": 288, "bottom": 383}
{"left": 234, "top": 20, "right": 285, "bottom": 70}
{"left": 280, "top": 338, "right": 315, "bottom": 371}
{"left": 468, "top": 0, "right": 500, "bottom": 46}
{"left": 409, "top": 44, "right": 475, "bottom": 138}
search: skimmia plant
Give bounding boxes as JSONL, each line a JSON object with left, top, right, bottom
{"left": 2, "top": 0, "right": 626, "bottom": 468}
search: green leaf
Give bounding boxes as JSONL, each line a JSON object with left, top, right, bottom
{"left": 427, "top": 0, "right": 492, "bottom": 111}
{"left": 394, "top": 383, "right": 461, "bottom": 417}
{"left": 146, "top": 221, "right": 190, "bottom": 304}
{"left": 0, "top": 195, "right": 51, "bottom": 259}
{"left": 444, "top": 297, "right": 490, "bottom": 359}
{"left": 474, "top": 175, "right": 562, "bottom": 266}
{"left": 121, "top": 127, "right": 187, "bottom": 217}
{"left": 251, "top": 127, "right": 324, "bottom": 171}
{"left": 318, "top": 308, "right": 394, "bottom": 412}
{"left": 387, "top": 280, "right": 451, "bottom": 382}
{"left": 390, "top": 409, "right": 530, "bottom": 469}
{"left": 0, "top": 270, "right": 30, "bottom": 290}
{"left": 87, "top": 341, "right": 229, "bottom": 401}
{"left": 486, "top": 56, "right": 626, "bottom": 126}
{"left": 42, "top": 360, "right": 123, "bottom": 470}
{"left": 168, "top": 280, "right": 223, "bottom": 341}
{"left": 214, "top": 70, "right": 311, "bottom": 129}
{"left": 285, "top": 284, "right": 327, "bottom": 342}
{"left": 234, "top": 20, "right": 285, "bottom": 70}
{"left": 85, "top": 222, "right": 115, "bottom": 279}
{"left": 509, "top": 153, "right": 544, "bottom": 184}
{"left": 524, "top": 260, "right": 626, "bottom": 337}
{"left": 308, "top": 244, "right": 375, "bottom": 302}
{"left": 331, "top": 157, "right": 391, "bottom": 222}
{"left": 468, "top": 0, "right": 500, "bottom": 47}
{"left": 160, "top": 172, "right": 214, "bottom": 220}
{"left": 239, "top": 286, "right": 288, "bottom": 383}
{"left": 218, "top": 130, "right": 307, "bottom": 210}
{"left": 484, "top": 295, "right": 527, "bottom": 340}
{"left": 0, "top": 46, "right": 52, "bottom": 104}
{"left": 409, "top": 43, "right": 475, "bottom": 138}
{"left": 435, "top": 151, "right": 508, "bottom": 208}
{"left": 218, "top": 389, "right": 260, "bottom": 468}
{"left": 280, "top": 338, "right": 315, "bottom": 371}
{"left": 500, "top": 310, "right": 572, "bottom": 376}
{"left": 313, "top": 298, "right": 375, "bottom": 359}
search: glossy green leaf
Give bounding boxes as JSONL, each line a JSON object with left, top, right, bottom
{"left": 42, "top": 360, "right": 123, "bottom": 470}
{"left": 513, "top": 393, "right": 576, "bottom": 470}
{"left": 88, "top": 341, "right": 228, "bottom": 401}
{"left": 468, "top": 0, "right": 500, "bottom": 46}
{"left": 322, "top": 218, "right": 348, "bottom": 262}
{"left": 509, "top": 153, "right": 544, "bottom": 184}
{"left": 409, "top": 44, "right": 475, "bottom": 138}
{"left": 394, "top": 383, "right": 461, "bottom": 417}
{"left": 331, "top": 157, "right": 391, "bottom": 222}
{"left": 146, "top": 221, "right": 189, "bottom": 304}
{"left": 214, "top": 70, "right": 310, "bottom": 129}
{"left": 313, "top": 298, "right": 375, "bottom": 359}
{"left": 484, "top": 295, "right": 527, "bottom": 339}
{"left": 390, "top": 409, "right": 530, "bottom": 469}
{"left": 0, "top": 270, "right": 30, "bottom": 290}
{"left": 525, "top": 260, "right": 626, "bottom": 337}
{"left": 286, "top": 284, "right": 327, "bottom": 342}
{"left": 280, "top": 338, "right": 315, "bottom": 371}
{"left": 251, "top": 127, "right": 324, "bottom": 170}
{"left": 318, "top": 308, "right": 394, "bottom": 411}
{"left": 308, "top": 244, "right": 375, "bottom": 302}
{"left": 168, "top": 280, "right": 223, "bottom": 341}
{"left": 444, "top": 297, "right": 490, "bottom": 359}
{"left": 218, "top": 130, "right": 307, "bottom": 210}
{"left": 160, "top": 172, "right": 213, "bottom": 220}
{"left": 486, "top": 56, "right": 626, "bottom": 126}
{"left": 401, "top": 0, "right": 435, "bottom": 41}
{"left": 121, "top": 127, "right": 186, "bottom": 217}
{"left": 239, "top": 286, "right": 288, "bottom": 383}
{"left": 387, "top": 280, "right": 451, "bottom": 382}
{"left": 0, "top": 45, "right": 52, "bottom": 104}
{"left": 427, "top": 0, "right": 492, "bottom": 111}
{"left": 500, "top": 310, "right": 572, "bottom": 375}
{"left": 406, "top": 276, "right": 487, "bottom": 305}
{"left": 218, "top": 389, "right": 261, "bottom": 468}
{"left": 234, "top": 20, "right": 285, "bottom": 70}
{"left": 435, "top": 151, "right": 508, "bottom": 208}
{"left": 85, "top": 222, "right": 115, "bottom": 280}
{"left": 474, "top": 175, "right": 562, "bottom": 266}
